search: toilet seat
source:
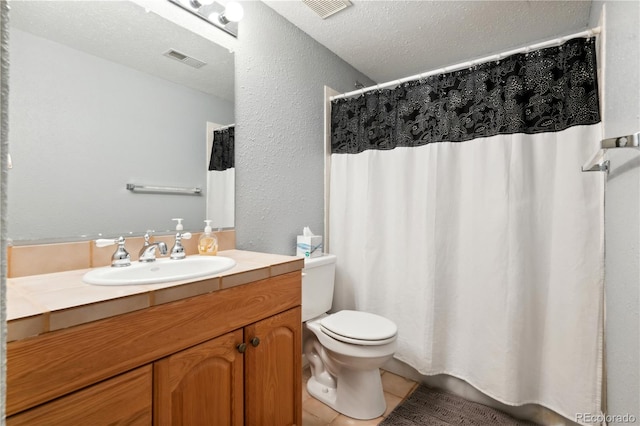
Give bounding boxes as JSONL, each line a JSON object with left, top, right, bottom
{"left": 319, "top": 310, "right": 397, "bottom": 346}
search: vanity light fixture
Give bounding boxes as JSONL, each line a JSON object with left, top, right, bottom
{"left": 217, "top": 1, "right": 244, "bottom": 24}
{"left": 168, "top": 0, "right": 244, "bottom": 38}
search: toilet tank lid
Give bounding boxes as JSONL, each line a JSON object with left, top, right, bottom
{"left": 303, "top": 253, "right": 336, "bottom": 269}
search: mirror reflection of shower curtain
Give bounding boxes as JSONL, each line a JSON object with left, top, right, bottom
{"left": 329, "top": 37, "right": 604, "bottom": 422}
{"left": 207, "top": 125, "right": 234, "bottom": 228}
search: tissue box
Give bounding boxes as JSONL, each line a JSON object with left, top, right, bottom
{"left": 296, "top": 235, "right": 323, "bottom": 258}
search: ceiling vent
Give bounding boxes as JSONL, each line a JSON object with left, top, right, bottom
{"left": 163, "top": 49, "right": 207, "bottom": 69}
{"left": 302, "top": 0, "right": 352, "bottom": 19}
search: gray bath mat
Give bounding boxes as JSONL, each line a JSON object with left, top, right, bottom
{"left": 380, "top": 385, "right": 537, "bottom": 425}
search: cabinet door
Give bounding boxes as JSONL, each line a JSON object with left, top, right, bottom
{"left": 245, "top": 307, "right": 302, "bottom": 426}
{"left": 154, "top": 330, "right": 244, "bottom": 426}
{"left": 7, "top": 365, "right": 152, "bottom": 426}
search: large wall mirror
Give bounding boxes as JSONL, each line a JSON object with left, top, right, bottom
{"left": 7, "top": 0, "right": 234, "bottom": 243}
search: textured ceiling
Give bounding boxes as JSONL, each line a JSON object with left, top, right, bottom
{"left": 10, "top": 0, "right": 234, "bottom": 102}
{"left": 9, "top": 1, "right": 593, "bottom": 100}
{"left": 263, "top": 0, "right": 593, "bottom": 85}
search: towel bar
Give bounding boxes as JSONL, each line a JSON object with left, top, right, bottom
{"left": 582, "top": 132, "right": 640, "bottom": 173}
{"left": 126, "top": 183, "right": 202, "bottom": 195}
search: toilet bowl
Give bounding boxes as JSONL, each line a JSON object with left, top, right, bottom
{"left": 302, "top": 254, "right": 398, "bottom": 420}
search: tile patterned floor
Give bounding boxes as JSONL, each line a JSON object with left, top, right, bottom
{"left": 302, "top": 367, "right": 418, "bottom": 426}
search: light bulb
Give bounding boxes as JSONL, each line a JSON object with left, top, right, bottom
{"left": 222, "top": 2, "right": 244, "bottom": 23}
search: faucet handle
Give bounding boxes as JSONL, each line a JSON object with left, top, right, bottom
{"left": 142, "top": 230, "right": 156, "bottom": 246}
{"left": 96, "top": 236, "right": 131, "bottom": 267}
{"left": 96, "top": 238, "right": 118, "bottom": 248}
{"left": 170, "top": 232, "right": 191, "bottom": 260}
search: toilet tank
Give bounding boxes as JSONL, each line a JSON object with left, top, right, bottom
{"left": 301, "top": 254, "right": 336, "bottom": 322}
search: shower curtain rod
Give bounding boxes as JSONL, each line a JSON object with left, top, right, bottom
{"left": 331, "top": 26, "right": 601, "bottom": 101}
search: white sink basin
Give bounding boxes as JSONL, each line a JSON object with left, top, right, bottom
{"left": 83, "top": 256, "right": 236, "bottom": 286}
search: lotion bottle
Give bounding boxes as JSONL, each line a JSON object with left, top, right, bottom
{"left": 198, "top": 220, "right": 218, "bottom": 255}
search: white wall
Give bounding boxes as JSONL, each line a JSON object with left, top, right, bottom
{"left": 8, "top": 28, "right": 234, "bottom": 241}
{"left": 589, "top": 1, "right": 640, "bottom": 422}
{"left": 233, "top": 1, "right": 374, "bottom": 255}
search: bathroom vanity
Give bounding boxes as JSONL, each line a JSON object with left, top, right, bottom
{"left": 5, "top": 244, "right": 303, "bottom": 426}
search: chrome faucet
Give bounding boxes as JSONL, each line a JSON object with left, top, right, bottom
{"left": 170, "top": 232, "right": 192, "bottom": 260}
{"left": 139, "top": 232, "right": 168, "bottom": 262}
{"left": 96, "top": 236, "right": 131, "bottom": 267}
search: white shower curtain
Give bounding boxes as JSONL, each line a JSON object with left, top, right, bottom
{"left": 207, "top": 126, "right": 235, "bottom": 228}
{"left": 329, "top": 37, "right": 604, "bottom": 421}
{"left": 206, "top": 168, "right": 234, "bottom": 228}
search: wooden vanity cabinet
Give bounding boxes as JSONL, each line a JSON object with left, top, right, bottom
{"left": 7, "top": 271, "right": 302, "bottom": 426}
{"left": 154, "top": 307, "right": 301, "bottom": 426}
{"left": 154, "top": 330, "right": 245, "bottom": 426}
{"left": 7, "top": 366, "right": 153, "bottom": 426}
{"left": 244, "top": 306, "right": 302, "bottom": 425}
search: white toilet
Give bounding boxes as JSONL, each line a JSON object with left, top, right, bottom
{"left": 302, "top": 254, "right": 398, "bottom": 420}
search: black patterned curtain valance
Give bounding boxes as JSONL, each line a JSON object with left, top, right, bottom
{"left": 331, "top": 37, "right": 601, "bottom": 155}
{"left": 208, "top": 126, "right": 235, "bottom": 171}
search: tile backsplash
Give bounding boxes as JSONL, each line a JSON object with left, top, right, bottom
{"left": 8, "top": 230, "right": 236, "bottom": 278}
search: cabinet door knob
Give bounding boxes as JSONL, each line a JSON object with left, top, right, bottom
{"left": 237, "top": 343, "right": 247, "bottom": 353}
{"left": 250, "top": 337, "right": 260, "bottom": 347}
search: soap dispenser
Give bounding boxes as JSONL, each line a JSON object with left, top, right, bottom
{"left": 172, "top": 218, "right": 184, "bottom": 231}
{"left": 198, "top": 220, "right": 218, "bottom": 256}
